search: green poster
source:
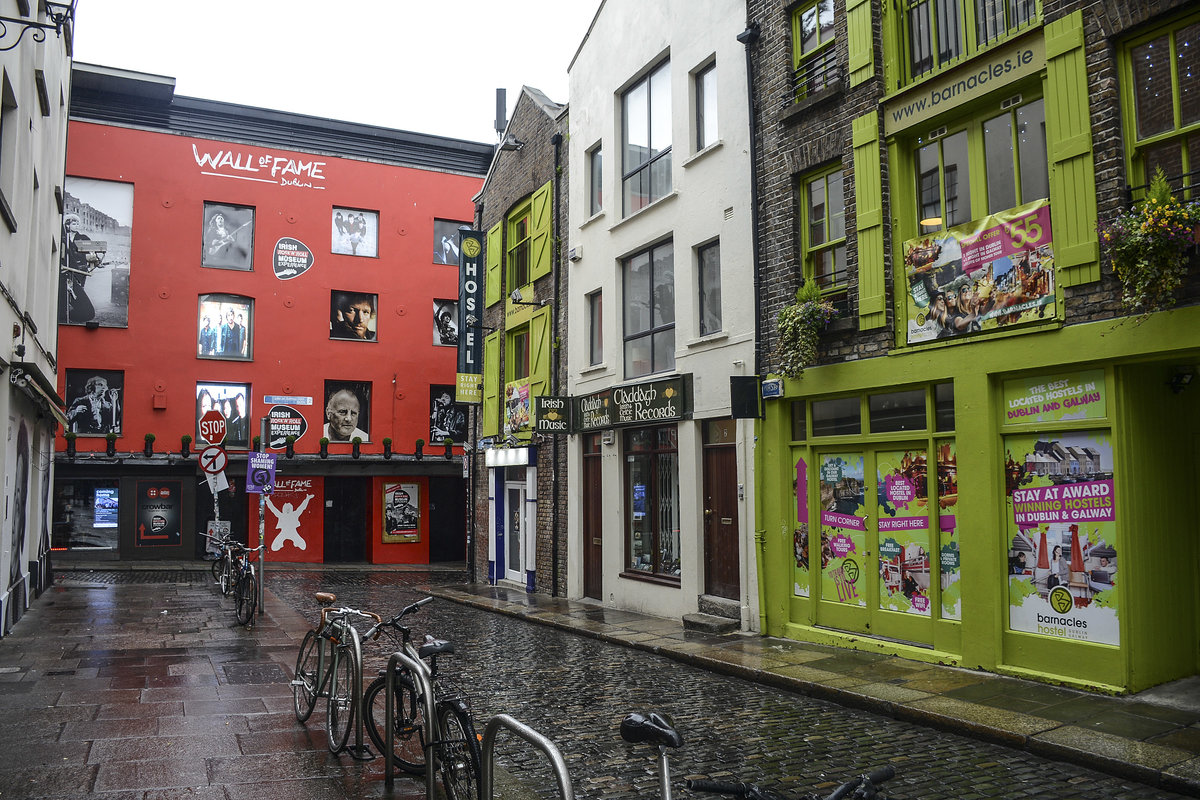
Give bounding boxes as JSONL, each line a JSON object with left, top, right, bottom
{"left": 1002, "top": 369, "right": 1106, "bottom": 425}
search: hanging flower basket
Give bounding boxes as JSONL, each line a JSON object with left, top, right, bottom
{"left": 1100, "top": 168, "right": 1200, "bottom": 316}
{"left": 770, "top": 279, "right": 837, "bottom": 379}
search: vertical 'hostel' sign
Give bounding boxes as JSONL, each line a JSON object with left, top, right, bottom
{"left": 456, "top": 229, "right": 484, "bottom": 403}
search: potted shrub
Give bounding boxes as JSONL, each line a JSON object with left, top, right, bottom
{"left": 443, "top": 437, "right": 454, "bottom": 459}
{"left": 351, "top": 436, "right": 362, "bottom": 459}
{"left": 64, "top": 431, "right": 77, "bottom": 459}
{"left": 770, "top": 278, "right": 837, "bottom": 379}
{"left": 414, "top": 438, "right": 424, "bottom": 461}
{"left": 143, "top": 433, "right": 156, "bottom": 457}
{"left": 382, "top": 436, "right": 392, "bottom": 459}
{"left": 105, "top": 431, "right": 117, "bottom": 457}
{"left": 253, "top": 435, "right": 262, "bottom": 452}
{"left": 285, "top": 435, "right": 296, "bottom": 459}
{"left": 1101, "top": 167, "right": 1200, "bottom": 316}
{"left": 180, "top": 434, "right": 192, "bottom": 458}
{"left": 319, "top": 437, "right": 329, "bottom": 458}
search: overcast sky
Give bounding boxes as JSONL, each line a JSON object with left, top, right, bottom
{"left": 72, "top": 1, "right": 600, "bottom": 144}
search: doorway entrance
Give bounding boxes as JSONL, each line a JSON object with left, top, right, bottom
{"left": 702, "top": 420, "right": 740, "bottom": 599}
{"left": 503, "top": 467, "right": 528, "bottom": 584}
{"left": 582, "top": 434, "right": 603, "bottom": 600}
{"left": 323, "top": 477, "right": 367, "bottom": 563}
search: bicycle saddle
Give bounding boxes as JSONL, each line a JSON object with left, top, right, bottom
{"left": 315, "top": 592, "right": 337, "bottom": 606}
{"left": 418, "top": 636, "right": 455, "bottom": 658}
{"left": 620, "top": 711, "right": 683, "bottom": 748}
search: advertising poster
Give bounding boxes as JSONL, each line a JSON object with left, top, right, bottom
{"left": 819, "top": 454, "right": 866, "bottom": 606}
{"left": 267, "top": 405, "right": 308, "bottom": 449}
{"left": 1004, "top": 430, "right": 1119, "bottom": 645}
{"left": 505, "top": 379, "right": 531, "bottom": 436}
{"left": 60, "top": 177, "right": 133, "bottom": 327}
{"left": 876, "top": 449, "right": 932, "bottom": 616}
{"left": 937, "top": 442, "right": 961, "bottom": 620}
{"left": 135, "top": 481, "right": 182, "bottom": 547}
{"left": 94, "top": 488, "right": 119, "bottom": 528}
{"left": 253, "top": 478, "right": 323, "bottom": 563}
{"left": 1002, "top": 369, "right": 1106, "bottom": 425}
{"left": 904, "top": 199, "right": 1055, "bottom": 344}
{"left": 793, "top": 455, "right": 810, "bottom": 598}
{"left": 383, "top": 483, "right": 421, "bottom": 544}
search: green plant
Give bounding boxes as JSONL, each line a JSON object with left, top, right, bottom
{"left": 64, "top": 432, "right": 77, "bottom": 441}
{"left": 771, "top": 279, "right": 837, "bottom": 378}
{"left": 285, "top": 435, "right": 297, "bottom": 444}
{"left": 105, "top": 432, "right": 118, "bottom": 441}
{"left": 382, "top": 437, "right": 392, "bottom": 446}
{"left": 319, "top": 437, "right": 330, "bottom": 445}
{"left": 181, "top": 434, "right": 192, "bottom": 443}
{"left": 1101, "top": 168, "right": 1200, "bottom": 315}
{"left": 144, "top": 433, "right": 156, "bottom": 442}
{"left": 352, "top": 437, "right": 363, "bottom": 445}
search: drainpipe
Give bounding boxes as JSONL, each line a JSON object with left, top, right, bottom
{"left": 550, "top": 130, "right": 563, "bottom": 598}
{"left": 738, "top": 21, "right": 769, "bottom": 633}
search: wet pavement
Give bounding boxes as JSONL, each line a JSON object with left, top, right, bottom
{"left": 0, "top": 560, "right": 1195, "bottom": 799}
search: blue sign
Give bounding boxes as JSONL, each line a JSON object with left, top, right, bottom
{"left": 245, "top": 452, "right": 277, "bottom": 494}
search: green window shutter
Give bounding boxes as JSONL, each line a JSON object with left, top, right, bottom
{"left": 530, "top": 179, "right": 554, "bottom": 282}
{"left": 482, "top": 331, "right": 501, "bottom": 436}
{"left": 485, "top": 220, "right": 502, "bottom": 307}
{"left": 852, "top": 112, "right": 886, "bottom": 329}
{"left": 1045, "top": 10, "right": 1099, "bottom": 286}
{"left": 846, "top": 0, "right": 874, "bottom": 87}
{"left": 528, "top": 306, "right": 552, "bottom": 399}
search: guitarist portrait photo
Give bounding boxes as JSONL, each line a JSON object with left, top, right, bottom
{"left": 202, "top": 204, "right": 254, "bottom": 269}
{"left": 58, "top": 213, "right": 107, "bottom": 324}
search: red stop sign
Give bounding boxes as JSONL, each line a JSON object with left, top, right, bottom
{"left": 200, "top": 409, "right": 227, "bottom": 444}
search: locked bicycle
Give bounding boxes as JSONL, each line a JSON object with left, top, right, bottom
{"left": 230, "top": 542, "right": 265, "bottom": 627}
{"left": 202, "top": 531, "right": 237, "bottom": 596}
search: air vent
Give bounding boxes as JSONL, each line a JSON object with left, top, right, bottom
{"left": 1000, "top": 94, "right": 1023, "bottom": 110}
{"left": 928, "top": 126, "right": 947, "bottom": 140}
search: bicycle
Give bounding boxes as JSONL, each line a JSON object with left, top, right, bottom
{"left": 620, "top": 711, "right": 897, "bottom": 800}
{"left": 230, "top": 542, "right": 265, "bottom": 627}
{"left": 291, "top": 592, "right": 382, "bottom": 755}
{"left": 360, "top": 596, "right": 483, "bottom": 800}
{"left": 202, "top": 532, "right": 237, "bottom": 596}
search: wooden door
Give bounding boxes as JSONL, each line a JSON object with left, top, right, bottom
{"left": 322, "top": 477, "right": 367, "bottom": 563}
{"left": 582, "top": 434, "right": 603, "bottom": 600}
{"left": 703, "top": 421, "right": 740, "bottom": 599}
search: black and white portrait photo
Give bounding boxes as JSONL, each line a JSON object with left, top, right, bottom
{"left": 198, "top": 294, "right": 253, "bottom": 359}
{"left": 323, "top": 381, "right": 372, "bottom": 442}
{"left": 65, "top": 369, "right": 124, "bottom": 436}
{"left": 196, "top": 382, "right": 251, "bottom": 449}
{"left": 433, "top": 299, "right": 458, "bottom": 346}
{"left": 330, "top": 291, "right": 378, "bottom": 341}
{"left": 331, "top": 207, "right": 378, "bottom": 257}
{"left": 60, "top": 178, "right": 133, "bottom": 327}
{"left": 433, "top": 219, "right": 469, "bottom": 265}
{"left": 202, "top": 203, "right": 255, "bottom": 270}
{"left": 430, "top": 385, "right": 468, "bottom": 443}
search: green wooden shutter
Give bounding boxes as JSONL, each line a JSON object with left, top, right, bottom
{"left": 485, "top": 220, "right": 502, "bottom": 307}
{"left": 482, "top": 331, "right": 501, "bottom": 436}
{"left": 528, "top": 306, "right": 552, "bottom": 400}
{"left": 852, "top": 112, "right": 886, "bottom": 329}
{"left": 1045, "top": 10, "right": 1099, "bottom": 286}
{"left": 529, "top": 179, "right": 553, "bottom": 282}
{"left": 846, "top": 0, "right": 874, "bottom": 87}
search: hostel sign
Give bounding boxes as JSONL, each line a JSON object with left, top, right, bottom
{"left": 572, "top": 375, "right": 692, "bottom": 433}
{"left": 456, "top": 229, "right": 484, "bottom": 403}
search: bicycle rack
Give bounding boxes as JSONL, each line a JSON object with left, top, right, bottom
{"left": 384, "top": 649, "right": 436, "bottom": 794}
{"left": 344, "top": 624, "right": 373, "bottom": 761}
{"left": 481, "top": 714, "right": 574, "bottom": 800}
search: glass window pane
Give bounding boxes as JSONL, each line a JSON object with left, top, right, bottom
{"left": 918, "top": 143, "right": 942, "bottom": 229}
{"left": 652, "top": 329, "right": 676, "bottom": 373}
{"left": 817, "top": 0, "right": 835, "bottom": 41}
{"left": 828, "top": 170, "right": 845, "bottom": 240}
{"left": 791, "top": 401, "right": 807, "bottom": 441}
{"left": 934, "top": 382, "right": 955, "bottom": 431}
{"left": 1142, "top": 140, "right": 1184, "bottom": 193}
{"left": 812, "top": 396, "right": 861, "bottom": 435}
{"left": 589, "top": 291, "right": 603, "bottom": 365}
{"left": 650, "top": 63, "right": 672, "bottom": 156}
{"left": 625, "top": 336, "right": 651, "bottom": 378}
{"left": 699, "top": 243, "right": 722, "bottom": 335}
{"left": 697, "top": 65, "right": 718, "bottom": 149}
{"left": 831, "top": 243, "right": 847, "bottom": 286}
{"left": 909, "top": 2, "right": 933, "bottom": 77}
{"left": 936, "top": 0, "right": 963, "bottom": 65}
{"left": 627, "top": 452, "right": 652, "bottom": 572}
{"left": 651, "top": 152, "right": 673, "bottom": 203}
{"left": 590, "top": 148, "right": 603, "bottom": 215}
{"left": 808, "top": 179, "right": 827, "bottom": 246}
{"left": 624, "top": 251, "right": 651, "bottom": 336}
{"left": 624, "top": 79, "right": 649, "bottom": 167}
{"left": 869, "top": 389, "right": 927, "bottom": 432}
{"left": 943, "top": 131, "right": 971, "bottom": 227}
{"left": 801, "top": 6, "right": 819, "bottom": 55}
{"left": 976, "top": 0, "right": 1003, "bottom": 44}
{"left": 984, "top": 112, "right": 1016, "bottom": 214}
{"left": 652, "top": 242, "right": 675, "bottom": 326}
{"left": 657, "top": 451, "right": 680, "bottom": 576}
{"left": 1132, "top": 35, "right": 1174, "bottom": 139}
{"left": 1178, "top": 22, "right": 1200, "bottom": 127}
{"left": 1016, "top": 99, "right": 1049, "bottom": 203}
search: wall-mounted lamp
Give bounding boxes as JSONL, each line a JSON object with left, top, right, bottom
{"left": 463, "top": 313, "right": 495, "bottom": 332}
{"left": 1169, "top": 367, "right": 1195, "bottom": 394}
{"left": 498, "top": 134, "right": 525, "bottom": 152}
{"left": 510, "top": 288, "right": 545, "bottom": 307}
{"left": 0, "top": 1, "right": 77, "bottom": 52}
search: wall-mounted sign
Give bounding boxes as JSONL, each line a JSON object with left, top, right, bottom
{"left": 264, "top": 395, "right": 312, "bottom": 406}
{"left": 1002, "top": 369, "right": 1106, "bottom": 425}
{"left": 534, "top": 396, "right": 570, "bottom": 433}
{"left": 456, "top": 230, "right": 484, "bottom": 404}
{"left": 572, "top": 375, "right": 692, "bottom": 433}
{"left": 136, "top": 480, "right": 182, "bottom": 547}
{"left": 191, "top": 141, "right": 327, "bottom": 190}
{"left": 273, "top": 237, "right": 314, "bottom": 280}
{"left": 267, "top": 405, "right": 309, "bottom": 449}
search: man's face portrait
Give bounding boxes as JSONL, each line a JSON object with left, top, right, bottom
{"left": 343, "top": 300, "right": 373, "bottom": 338}
{"left": 326, "top": 391, "right": 361, "bottom": 440}
{"left": 331, "top": 292, "right": 378, "bottom": 340}
{"left": 90, "top": 379, "right": 109, "bottom": 397}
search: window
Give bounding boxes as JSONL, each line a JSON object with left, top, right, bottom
{"left": 1123, "top": 14, "right": 1200, "bottom": 198}
{"left": 587, "top": 290, "right": 603, "bottom": 365}
{"left": 697, "top": 241, "right": 722, "bottom": 335}
{"left": 588, "top": 145, "right": 603, "bottom": 216}
{"left": 0, "top": 73, "right": 18, "bottom": 231}
{"left": 623, "top": 61, "right": 672, "bottom": 215}
{"left": 916, "top": 130, "right": 971, "bottom": 231}
{"left": 902, "top": 0, "right": 1038, "bottom": 82}
{"left": 695, "top": 62, "right": 717, "bottom": 149}
{"left": 508, "top": 326, "right": 530, "bottom": 381}
{"left": 624, "top": 425, "right": 680, "bottom": 579}
{"left": 623, "top": 241, "right": 675, "bottom": 378}
{"left": 800, "top": 168, "right": 847, "bottom": 296}
{"left": 507, "top": 203, "right": 531, "bottom": 289}
{"left": 983, "top": 98, "right": 1048, "bottom": 213}
{"left": 792, "top": 0, "right": 838, "bottom": 101}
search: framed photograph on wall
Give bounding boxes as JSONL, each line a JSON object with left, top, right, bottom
{"left": 198, "top": 294, "right": 254, "bottom": 360}
{"left": 433, "top": 219, "right": 469, "bottom": 265}
{"left": 382, "top": 482, "right": 420, "bottom": 543}
{"left": 430, "top": 384, "right": 468, "bottom": 443}
{"left": 65, "top": 369, "right": 124, "bottom": 436}
{"left": 323, "top": 380, "right": 371, "bottom": 442}
{"left": 60, "top": 177, "right": 134, "bottom": 327}
{"left": 330, "top": 290, "right": 378, "bottom": 341}
{"left": 433, "top": 299, "right": 458, "bottom": 346}
{"left": 196, "top": 382, "right": 251, "bottom": 449}
{"left": 202, "top": 203, "right": 255, "bottom": 270}
{"left": 331, "top": 207, "right": 378, "bottom": 257}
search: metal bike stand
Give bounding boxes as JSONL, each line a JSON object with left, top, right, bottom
{"left": 384, "top": 650, "right": 436, "bottom": 794}
{"left": 344, "top": 625, "right": 373, "bottom": 761}
{"left": 481, "top": 714, "right": 575, "bottom": 800}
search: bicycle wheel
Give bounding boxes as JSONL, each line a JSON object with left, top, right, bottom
{"left": 292, "top": 630, "right": 321, "bottom": 722}
{"left": 363, "top": 671, "right": 426, "bottom": 774}
{"left": 436, "top": 700, "right": 481, "bottom": 800}
{"left": 326, "top": 645, "right": 357, "bottom": 753}
{"left": 234, "top": 569, "right": 257, "bottom": 626}
{"left": 210, "top": 554, "right": 222, "bottom": 583}
{"left": 220, "top": 553, "right": 235, "bottom": 596}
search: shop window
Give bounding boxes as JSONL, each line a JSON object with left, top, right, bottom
{"left": 1122, "top": 13, "right": 1200, "bottom": 198}
{"left": 623, "top": 60, "right": 672, "bottom": 215}
{"left": 791, "top": 401, "right": 808, "bottom": 441}
{"left": 588, "top": 289, "right": 603, "bottom": 366}
{"left": 800, "top": 166, "right": 848, "bottom": 308}
{"left": 869, "top": 389, "right": 927, "bottom": 432}
{"left": 792, "top": 0, "right": 838, "bottom": 101}
{"left": 698, "top": 240, "right": 722, "bottom": 335}
{"left": 812, "top": 396, "right": 861, "bottom": 436}
{"left": 901, "top": 0, "right": 1039, "bottom": 84}
{"left": 624, "top": 425, "right": 680, "bottom": 579}
{"left": 53, "top": 479, "right": 120, "bottom": 550}
{"left": 695, "top": 61, "right": 717, "bottom": 150}
{"left": 623, "top": 241, "right": 675, "bottom": 379}
{"left": 934, "top": 381, "right": 956, "bottom": 431}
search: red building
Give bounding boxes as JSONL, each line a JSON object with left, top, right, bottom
{"left": 53, "top": 64, "right": 492, "bottom": 565}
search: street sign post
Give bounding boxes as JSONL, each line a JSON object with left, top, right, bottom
{"left": 200, "top": 409, "right": 227, "bottom": 445}
{"left": 199, "top": 445, "right": 228, "bottom": 475}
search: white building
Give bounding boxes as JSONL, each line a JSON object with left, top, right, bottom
{"left": 0, "top": 1, "right": 74, "bottom": 632}
{"left": 566, "top": 0, "right": 759, "bottom": 628}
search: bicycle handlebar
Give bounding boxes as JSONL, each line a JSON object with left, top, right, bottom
{"left": 687, "top": 765, "right": 895, "bottom": 800}
{"left": 364, "top": 595, "right": 434, "bottom": 641}
{"left": 320, "top": 605, "right": 383, "bottom": 630}
{"left": 686, "top": 781, "right": 783, "bottom": 800}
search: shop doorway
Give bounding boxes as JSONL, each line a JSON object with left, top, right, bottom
{"left": 504, "top": 468, "right": 528, "bottom": 584}
{"left": 582, "top": 434, "right": 603, "bottom": 600}
{"left": 813, "top": 446, "right": 935, "bottom": 646}
{"left": 323, "top": 477, "right": 367, "bottom": 563}
{"left": 702, "top": 420, "right": 740, "bottom": 599}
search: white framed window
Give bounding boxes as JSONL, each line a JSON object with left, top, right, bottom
{"left": 697, "top": 240, "right": 722, "bottom": 335}
{"left": 695, "top": 61, "right": 717, "bottom": 150}
{"left": 622, "top": 60, "right": 672, "bottom": 215}
{"left": 587, "top": 290, "right": 603, "bottom": 366}
{"left": 623, "top": 240, "right": 675, "bottom": 378}
{"left": 588, "top": 144, "right": 603, "bottom": 216}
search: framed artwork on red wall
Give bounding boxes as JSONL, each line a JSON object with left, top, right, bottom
{"left": 323, "top": 380, "right": 371, "bottom": 442}
{"left": 198, "top": 294, "right": 254, "bottom": 360}
{"left": 433, "top": 219, "right": 469, "bottom": 264}
{"left": 202, "top": 203, "right": 255, "bottom": 270}
{"left": 332, "top": 207, "right": 378, "bottom": 257}
{"left": 330, "top": 290, "right": 378, "bottom": 341}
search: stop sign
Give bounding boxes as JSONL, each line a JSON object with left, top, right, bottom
{"left": 200, "top": 409, "right": 227, "bottom": 444}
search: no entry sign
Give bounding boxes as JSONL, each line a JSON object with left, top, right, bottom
{"left": 200, "top": 409, "right": 227, "bottom": 444}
